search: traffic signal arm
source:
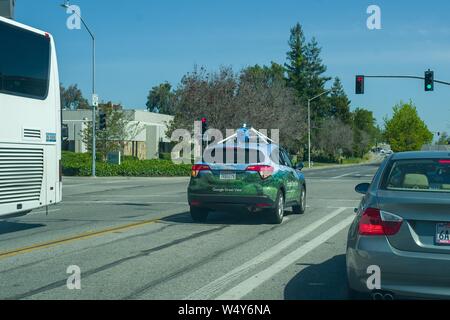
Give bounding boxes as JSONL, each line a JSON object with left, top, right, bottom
{"left": 355, "top": 72, "right": 450, "bottom": 94}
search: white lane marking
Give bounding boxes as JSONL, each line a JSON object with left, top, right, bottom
{"left": 184, "top": 207, "right": 348, "bottom": 300}
{"left": 216, "top": 214, "right": 355, "bottom": 300}
{"left": 331, "top": 171, "right": 360, "bottom": 179}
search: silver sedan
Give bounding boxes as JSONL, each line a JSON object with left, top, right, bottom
{"left": 347, "top": 151, "right": 450, "bottom": 300}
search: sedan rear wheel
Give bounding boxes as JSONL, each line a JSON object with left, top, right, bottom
{"left": 292, "top": 185, "right": 306, "bottom": 214}
{"left": 268, "top": 191, "right": 284, "bottom": 224}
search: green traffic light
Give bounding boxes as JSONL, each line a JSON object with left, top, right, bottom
{"left": 427, "top": 84, "right": 432, "bottom": 89}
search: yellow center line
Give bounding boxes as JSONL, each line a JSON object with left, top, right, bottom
{"left": 0, "top": 217, "right": 162, "bottom": 260}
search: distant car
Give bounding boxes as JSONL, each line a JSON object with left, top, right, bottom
{"left": 347, "top": 151, "right": 450, "bottom": 300}
{"left": 187, "top": 129, "right": 306, "bottom": 224}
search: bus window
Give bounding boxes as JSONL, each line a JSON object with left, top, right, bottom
{"left": 0, "top": 21, "right": 50, "bottom": 99}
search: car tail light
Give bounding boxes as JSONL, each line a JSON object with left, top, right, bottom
{"left": 191, "top": 164, "right": 211, "bottom": 177}
{"left": 359, "top": 208, "right": 403, "bottom": 236}
{"left": 246, "top": 165, "right": 274, "bottom": 179}
{"left": 256, "top": 203, "right": 271, "bottom": 208}
{"left": 439, "top": 160, "right": 450, "bottom": 165}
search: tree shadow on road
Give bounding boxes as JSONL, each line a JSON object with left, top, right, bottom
{"left": 0, "top": 221, "right": 45, "bottom": 235}
{"left": 284, "top": 254, "right": 350, "bottom": 300}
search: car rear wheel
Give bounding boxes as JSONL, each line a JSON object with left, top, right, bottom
{"left": 190, "top": 207, "right": 209, "bottom": 222}
{"left": 292, "top": 185, "right": 306, "bottom": 215}
{"left": 268, "top": 191, "right": 284, "bottom": 224}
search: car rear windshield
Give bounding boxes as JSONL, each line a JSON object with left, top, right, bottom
{"left": 382, "top": 159, "right": 450, "bottom": 193}
{"left": 0, "top": 21, "right": 50, "bottom": 99}
{"left": 206, "top": 147, "right": 266, "bottom": 164}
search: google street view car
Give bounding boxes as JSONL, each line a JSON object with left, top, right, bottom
{"left": 188, "top": 126, "right": 306, "bottom": 224}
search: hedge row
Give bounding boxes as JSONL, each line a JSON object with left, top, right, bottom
{"left": 62, "top": 152, "right": 192, "bottom": 177}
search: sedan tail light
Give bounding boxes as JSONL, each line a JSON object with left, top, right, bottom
{"left": 191, "top": 164, "right": 211, "bottom": 178}
{"left": 246, "top": 165, "right": 274, "bottom": 179}
{"left": 359, "top": 208, "right": 403, "bottom": 236}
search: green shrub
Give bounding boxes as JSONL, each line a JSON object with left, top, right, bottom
{"left": 62, "top": 152, "right": 192, "bottom": 177}
{"left": 159, "top": 152, "right": 172, "bottom": 161}
{"left": 341, "top": 157, "right": 363, "bottom": 165}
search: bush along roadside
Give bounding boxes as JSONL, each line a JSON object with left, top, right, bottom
{"left": 62, "top": 152, "right": 192, "bottom": 177}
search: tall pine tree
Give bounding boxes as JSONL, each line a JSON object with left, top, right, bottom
{"left": 304, "top": 37, "right": 330, "bottom": 98}
{"left": 329, "top": 77, "right": 351, "bottom": 124}
{"left": 285, "top": 23, "right": 308, "bottom": 100}
{"left": 304, "top": 37, "right": 332, "bottom": 120}
{"left": 285, "top": 23, "right": 331, "bottom": 120}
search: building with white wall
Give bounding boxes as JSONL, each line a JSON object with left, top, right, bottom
{"left": 62, "top": 109, "right": 174, "bottom": 160}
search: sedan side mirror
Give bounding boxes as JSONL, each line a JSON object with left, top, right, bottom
{"left": 355, "top": 183, "right": 370, "bottom": 195}
{"left": 295, "top": 162, "right": 304, "bottom": 171}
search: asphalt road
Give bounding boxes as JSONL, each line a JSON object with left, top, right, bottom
{"left": 0, "top": 163, "right": 380, "bottom": 300}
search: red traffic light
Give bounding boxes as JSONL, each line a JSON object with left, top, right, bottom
{"left": 356, "top": 75, "right": 365, "bottom": 94}
{"left": 201, "top": 117, "right": 207, "bottom": 123}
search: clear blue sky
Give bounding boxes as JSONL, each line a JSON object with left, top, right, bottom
{"left": 15, "top": 0, "right": 450, "bottom": 135}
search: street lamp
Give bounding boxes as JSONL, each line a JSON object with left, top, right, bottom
{"left": 307, "top": 90, "right": 331, "bottom": 168}
{"left": 61, "top": 1, "right": 97, "bottom": 177}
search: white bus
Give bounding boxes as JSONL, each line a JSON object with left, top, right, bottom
{"left": 0, "top": 16, "right": 62, "bottom": 218}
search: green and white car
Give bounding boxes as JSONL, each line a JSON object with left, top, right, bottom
{"left": 188, "top": 130, "right": 306, "bottom": 224}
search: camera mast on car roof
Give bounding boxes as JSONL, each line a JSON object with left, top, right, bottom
{"left": 216, "top": 125, "right": 276, "bottom": 145}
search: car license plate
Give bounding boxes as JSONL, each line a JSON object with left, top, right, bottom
{"left": 220, "top": 172, "right": 236, "bottom": 180}
{"left": 436, "top": 223, "right": 450, "bottom": 245}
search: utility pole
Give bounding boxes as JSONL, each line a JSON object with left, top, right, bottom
{"left": 61, "top": 2, "right": 97, "bottom": 176}
{"left": 308, "top": 90, "right": 331, "bottom": 168}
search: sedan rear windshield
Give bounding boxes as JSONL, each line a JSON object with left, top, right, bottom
{"left": 382, "top": 159, "right": 450, "bottom": 193}
{"left": 205, "top": 147, "right": 266, "bottom": 164}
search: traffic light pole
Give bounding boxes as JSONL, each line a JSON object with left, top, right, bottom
{"left": 61, "top": 2, "right": 97, "bottom": 176}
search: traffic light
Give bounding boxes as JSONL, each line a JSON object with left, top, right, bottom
{"left": 201, "top": 117, "right": 208, "bottom": 136}
{"left": 356, "top": 75, "right": 365, "bottom": 94}
{"left": 425, "top": 70, "right": 434, "bottom": 91}
{"left": 99, "top": 112, "right": 107, "bottom": 130}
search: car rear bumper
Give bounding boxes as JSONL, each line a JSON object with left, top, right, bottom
{"left": 347, "top": 236, "right": 450, "bottom": 299}
{"left": 188, "top": 193, "right": 276, "bottom": 210}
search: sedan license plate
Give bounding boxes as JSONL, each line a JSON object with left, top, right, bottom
{"left": 436, "top": 223, "right": 450, "bottom": 245}
{"left": 220, "top": 172, "right": 236, "bottom": 180}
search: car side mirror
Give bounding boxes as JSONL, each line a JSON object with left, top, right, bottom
{"left": 355, "top": 183, "right": 370, "bottom": 195}
{"left": 295, "top": 162, "right": 304, "bottom": 171}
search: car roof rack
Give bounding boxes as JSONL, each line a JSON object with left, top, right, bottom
{"left": 216, "top": 124, "right": 276, "bottom": 145}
